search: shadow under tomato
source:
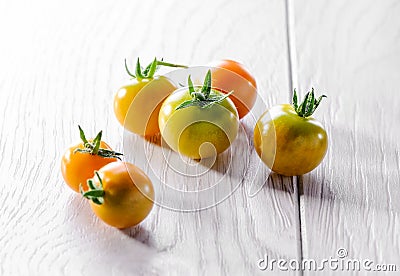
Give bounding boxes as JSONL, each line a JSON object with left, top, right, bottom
{"left": 265, "top": 172, "right": 296, "bottom": 193}
{"left": 119, "top": 224, "right": 156, "bottom": 247}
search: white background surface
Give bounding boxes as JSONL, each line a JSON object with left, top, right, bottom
{"left": 0, "top": 0, "right": 399, "bottom": 275}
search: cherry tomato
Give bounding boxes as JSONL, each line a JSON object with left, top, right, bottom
{"left": 254, "top": 89, "right": 328, "bottom": 176}
{"left": 61, "top": 126, "right": 122, "bottom": 193}
{"left": 210, "top": 59, "right": 257, "bottom": 119}
{"left": 114, "top": 58, "right": 187, "bottom": 137}
{"left": 114, "top": 76, "right": 176, "bottom": 136}
{"left": 159, "top": 70, "right": 239, "bottom": 159}
{"left": 82, "top": 162, "right": 154, "bottom": 229}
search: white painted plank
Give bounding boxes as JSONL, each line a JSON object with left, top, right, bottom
{"left": 0, "top": 0, "right": 298, "bottom": 275}
{"left": 289, "top": 0, "right": 400, "bottom": 274}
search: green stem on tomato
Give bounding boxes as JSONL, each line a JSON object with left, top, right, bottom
{"left": 175, "top": 70, "right": 233, "bottom": 110}
{"left": 125, "top": 57, "right": 188, "bottom": 80}
{"left": 156, "top": 60, "right": 188, "bottom": 69}
{"left": 74, "top": 125, "right": 123, "bottom": 159}
{"left": 80, "top": 172, "right": 105, "bottom": 205}
{"left": 292, "top": 88, "right": 327, "bottom": 118}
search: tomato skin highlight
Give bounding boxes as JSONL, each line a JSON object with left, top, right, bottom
{"left": 210, "top": 59, "right": 257, "bottom": 119}
{"left": 113, "top": 76, "right": 177, "bottom": 137}
{"left": 254, "top": 104, "right": 328, "bottom": 176}
{"left": 61, "top": 141, "right": 117, "bottom": 193}
{"left": 89, "top": 162, "right": 154, "bottom": 229}
{"left": 159, "top": 87, "right": 239, "bottom": 159}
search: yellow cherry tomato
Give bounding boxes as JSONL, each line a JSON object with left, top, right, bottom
{"left": 114, "top": 57, "right": 187, "bottom": 137}
{"left": 113, "top": 76, "right": 177, "bottom": 137}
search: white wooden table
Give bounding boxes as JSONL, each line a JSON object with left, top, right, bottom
{"left": 1, "top": 0, "right": 399, "bottom": 275}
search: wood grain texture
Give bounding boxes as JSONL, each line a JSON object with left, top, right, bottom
{"left": 289, "top": 0, "right": 400, "bottom": 274}
{"left": 0, "top": 0, "right": 299, "bottom": 275}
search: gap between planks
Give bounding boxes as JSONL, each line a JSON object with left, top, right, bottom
{"left": 285, "top": 0, "right": 305, "bottom": 275}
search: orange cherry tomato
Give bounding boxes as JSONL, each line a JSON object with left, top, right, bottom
{"left": 210, "top": 59, "right": 257, "bottom": 119}
{"left": 83, "top": 162, "right": 154, "bottom": 229}
{"left": 61, "top": 126, "right": 121, "bottom": 193}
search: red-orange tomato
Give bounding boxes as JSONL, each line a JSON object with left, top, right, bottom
{"left": 210, "top": 59, "right": 257, "bottom": 119}
{"left": 61, "top": 141, "right": 117, "bottom": 193}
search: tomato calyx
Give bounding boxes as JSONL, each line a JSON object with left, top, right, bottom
{"left": 80, "top": 171, "right": 105, "bottom": 205}
{"left": 292, "top": 88, "right": 327, "bottom": 118}
{"left": 175, "top": 70, "right": 233, "bottom": 110}
{"left": 74, "top": 125, "right": 123, "bottom": 159}
{"left": 124, "top": 57, "right": 188, "bottom": 81}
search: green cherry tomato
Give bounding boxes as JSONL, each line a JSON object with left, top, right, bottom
{"left": 159, "top": 71, "right": 239, "bottom": 159}
{"left": 254, "top": 89, "right": 328, "bottom": 176}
